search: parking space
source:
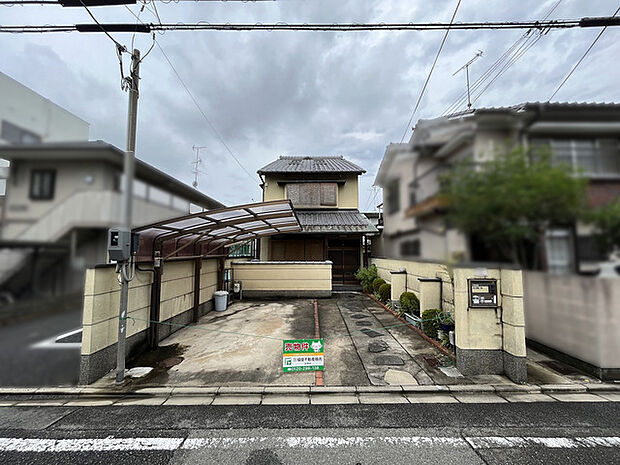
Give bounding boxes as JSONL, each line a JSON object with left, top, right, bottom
{"left": 93, "top": 293, "right": 568, "bottom": 389}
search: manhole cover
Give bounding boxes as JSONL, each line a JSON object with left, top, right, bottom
{"left": 368, "top": 340, "right": 389, "bottom": 352}
{"left": 350, "top": 313, "right": 369, "bottom": 319}
{"left": 360, "top": 328, "right": 383, "bottom": 338}
{"left": 373, "top": 355, "right": 404, "bottom": 366}
{"left": 356, "top": 321, "right": 373, "bottom": 327}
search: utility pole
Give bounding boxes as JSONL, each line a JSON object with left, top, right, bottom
{"left": 453, "top": 50, "right": 483, "bottom": 109}
{"left": 191, "top": 145, "right": 207, "bottom": 188}
{"left": 116, "top": 48, "right": 140, "bottom": 384}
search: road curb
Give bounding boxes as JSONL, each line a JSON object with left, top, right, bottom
{"left": 1, "top": 383, "right": 618, "bottom": 399}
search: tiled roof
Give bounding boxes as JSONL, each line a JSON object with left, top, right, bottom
{"left": 295, "top": 210, "right": 378, "bottom": 234}
{"left": 258, "top": 156, "right": 365, "bottom": 174}
{"left": 446, "top": 101, "right": 620, "bottom": 118}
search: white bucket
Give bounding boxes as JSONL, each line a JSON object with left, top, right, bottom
{"left": 214, "top": 290, "right": 228, "bottom": 312}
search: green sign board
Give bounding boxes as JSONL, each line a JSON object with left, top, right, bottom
{"left": 283, "top": 339, "right": 324, "bottom": 372}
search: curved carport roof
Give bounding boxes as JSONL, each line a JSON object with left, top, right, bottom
{"left": 134, "top": 199, "right": 300, "bottom": 261}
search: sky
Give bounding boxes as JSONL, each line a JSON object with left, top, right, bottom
{"left": 2, "top": 0, "right": 619, "bottom": 208}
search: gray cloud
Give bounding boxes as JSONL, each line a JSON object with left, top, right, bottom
{"left": 2, "top": 0, "right": 619, "bottom": 209}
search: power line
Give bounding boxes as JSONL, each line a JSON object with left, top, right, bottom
{"left": 399, "top": 0, "right": 462, "bottom": 143}
{"left": 548, "top": 5, "right": 620, "bottom": 101}
{"left": 155, "top": 42, "right": 258, "bottom": 185}
{"left": 442, "top": 0, "right": 563, "bottom": 115}
{"left": 6, "top": 18, "right": 617, "bottom": 34}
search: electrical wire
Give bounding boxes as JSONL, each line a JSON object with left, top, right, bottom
{"left": 0, "top": 19, "right": 588, "bottom": 34}
{"left": 123, "top": 2, "right": 258, "bottom": 187}
{"left": 399, "top": 0, "right": 462, "bottom": 143}
{"left": 442, "top": 0, "right": 563, "bottom": 115}
{"left": 156, "top": 42, "right": 259, "bottom": 185}
{"left": 548, "top": 4, "right": 620, "bottom": 101}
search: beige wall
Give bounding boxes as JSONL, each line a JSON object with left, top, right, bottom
{"left": 262, "top": 173, "right": 359, "bottom": 209}
{"left": 231, "top": 260, "right": 332, "bottom": 294}
{"left": 523, "top": 271, "right": 620, "bottom": 370}
{"left": 371, "top": 257, "right": 526, "bottom": 364}
{"left": 81, "top": 258, "right": 218, "bottom": 357}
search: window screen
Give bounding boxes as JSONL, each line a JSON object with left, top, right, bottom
{"left": 1, "top": 120, "right": 41, "bottom": 145}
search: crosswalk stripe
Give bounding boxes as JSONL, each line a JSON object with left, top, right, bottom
{"left": 0, "top": 436, "right": 618, "bottom": 452}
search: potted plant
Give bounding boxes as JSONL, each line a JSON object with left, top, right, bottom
{"left": 439, "top": 312, "right": 455, "bottom": 333}
{"left": 398, "top": 291, "right": 421, "bottom": 327}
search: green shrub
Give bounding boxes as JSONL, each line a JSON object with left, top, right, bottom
{"left": 372, "top": 278, "right": 386, "bottom": 293}
{"left": 399, "top": 292, "right": 420, "bottom": 316}
{"left": 421, "top": 308, "right": 442, "bottom": 339}
{"left": 378, "top": 283, "right": 391, "bottom": 303}
{"left": 355, "top": 265, "right": 378, "bottom": 292}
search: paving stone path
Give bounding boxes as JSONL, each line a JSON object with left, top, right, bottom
{"left": 336, "top": 293, "right": 433, "bottom": 385}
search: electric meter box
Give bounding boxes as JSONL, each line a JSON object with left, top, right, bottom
{"left": 108, "top": 228, "right": 140, "bottom": 262}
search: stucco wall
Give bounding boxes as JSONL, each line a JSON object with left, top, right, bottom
{"left": 81, "top": 258, "right": 218, "bottom": 358}
{"left": 523, "top": 271, "right": 620, "bottom": 377}
{"left": 231, "top": 260, "right": 332, "bottom": 297}
{"left": 80, "top": 258, "right": 218, "bottom": 383}
{"left": 371, "top": 257, "right": 526, "bottom": 382}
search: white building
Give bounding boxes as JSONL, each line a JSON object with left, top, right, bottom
{"left": 375, "top": 102, "right": 620, "bottom": 274}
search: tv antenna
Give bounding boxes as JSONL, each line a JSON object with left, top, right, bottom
{"left": 453, "top": 50, "right": 483, "bottom": 110}
{"left": 191, "top": 145, "right": 207, "bottom": 188}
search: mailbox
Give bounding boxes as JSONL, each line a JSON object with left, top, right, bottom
{"left": 468, "top": 278, "right": 498, "bottom": 308}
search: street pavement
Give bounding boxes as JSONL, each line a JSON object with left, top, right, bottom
{"left": 0, "top": 402, "right": 618, "bottom": 464}
{"left": 0, "top": 308, "right": 81, "bottom": 387}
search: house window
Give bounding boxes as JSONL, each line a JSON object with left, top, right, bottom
{"left": 286, "top": 183, "right": 337, "bottom": 207}
{"left": 408, "top": 181, "right": 417, "bottom": 208}
{"left": 30, "top": 169, "right": 55, "bottom": 200}
{"left": 533, "top": 138, "right": 620, "bottom": 176}
{"left": 386, "top": 179, "right": 400, "bottom": 214}
{"left": 1, "top": 120, "right": 41, "bottom": 145}
{"left": 400, "top": 239, "right": 420, "bottom": 257}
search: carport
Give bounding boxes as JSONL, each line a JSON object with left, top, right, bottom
{"left": 132, "top": 199, "right": 302, "bottom": 349}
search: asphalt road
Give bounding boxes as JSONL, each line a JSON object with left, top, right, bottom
{"left": 0, "top": 308, "right": 81, "bottom": 387}
{"left": 0, "top": 402, "right": 617, "bottom": 464}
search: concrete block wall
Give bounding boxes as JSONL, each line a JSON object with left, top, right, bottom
{"left": 523, "top": 271, "right": 620, "bottom": 380}
{"left": 231, "top": 261, "right": 332, "bottom": 298}
{"left": 79, "top": 258, "right": 218, "bottom": 384}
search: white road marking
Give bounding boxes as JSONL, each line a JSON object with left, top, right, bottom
{"left": 0, "top": 436, "right": 618, "bottom": 452}
{"left": 30, "top": 328, "right": 82, "bottom": 350}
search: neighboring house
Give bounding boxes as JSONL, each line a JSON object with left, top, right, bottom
{"left": 0, "top": 141, "right": 223, "bottom": 297}
{"left": 375, "top": 102, "right": 620, "bottom": 274}
{"left": 257, "top": 156, "right": 378, "bottom": 286}
{"left": 0, "top": 70, "right": 90, "bottom": 206}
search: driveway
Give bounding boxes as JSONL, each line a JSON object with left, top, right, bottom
{"left": 101, "top": 293, "right": 581, "bottom": 389}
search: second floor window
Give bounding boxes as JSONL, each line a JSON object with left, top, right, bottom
{"left": 286, "top": 182, "right": 337, "bottom": 207}
{"left": 386, "top": 179, "right": 400, "bottom": 214}
{"left": 533, "top": 138, "right": 620, "bottom": 176}
{"left": 30, "top": 169, "right": 55, "bottom": 200}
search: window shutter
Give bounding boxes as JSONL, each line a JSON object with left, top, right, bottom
{"left": 321, "top": 183, "right": 337, "bottom": 206}
{"left": 286, "top": 184, "right": 301, "bottom": 205}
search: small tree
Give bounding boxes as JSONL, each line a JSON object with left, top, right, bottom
{"left": 440, "top": 145, "right": 587, "bottom": 269}
{"left": 587, "top": 199, "right": 620, "bottom": 256}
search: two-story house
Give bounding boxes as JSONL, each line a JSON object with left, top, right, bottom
{"left": 0, "top": 141, "right": 223, "bottom": 297}
{"left": 375, "top": 102, "right": 620, "bottom": 274}
{"left": 0, "top": 71, "right": 90, "bottom": 217}
{"left": 257, "top": 156, "right": 378, "bottom": 286}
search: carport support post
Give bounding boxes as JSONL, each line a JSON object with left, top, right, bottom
{"left": 193, "top": 258, "right": 201, "bottom": 323}
{"left": 115, "top": 49, "right": 141, "bottom": 384}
